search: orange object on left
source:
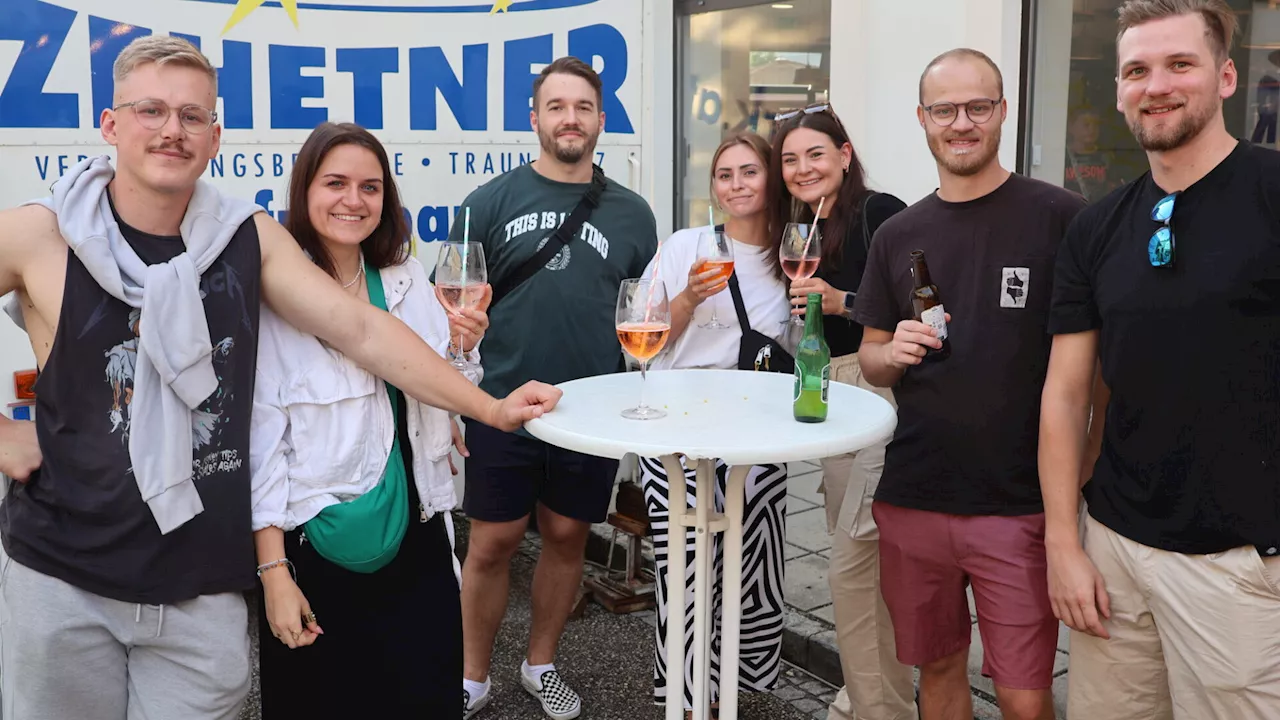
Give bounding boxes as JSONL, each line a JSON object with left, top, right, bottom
{"left": 14, "top": 370, "right": 37, "bottom": 400}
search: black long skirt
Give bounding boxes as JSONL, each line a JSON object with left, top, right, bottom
{"left": 257, "top": 487, "right": 462, "bottom": 718}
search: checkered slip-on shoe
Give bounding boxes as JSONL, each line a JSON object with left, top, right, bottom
{"left": 464, "top": 687, "right": 490, "bottom": 719}
{"left": 520, "top": 668, "right": 581, "bottom": 720}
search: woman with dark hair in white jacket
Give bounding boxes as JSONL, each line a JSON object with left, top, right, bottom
{"left": 249, "top": 122, "right": 489, "bottom": 717}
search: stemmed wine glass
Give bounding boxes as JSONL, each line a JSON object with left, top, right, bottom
{"left": 434, "top": 241, "right": 487, "bottom": 372}
{"left": 616, "top": 278, "right": 671, "bottom": 420}
{"left": 779, "top": 222, "right": 821, "bottom": 327}
{"left": 695, "top": 230, "right": 735, "bottom": 330}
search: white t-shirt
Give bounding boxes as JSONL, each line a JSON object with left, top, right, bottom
{"left": 643, "top": 225, "right": 790, "bottom": 371}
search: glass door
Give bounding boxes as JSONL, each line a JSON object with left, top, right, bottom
{"left": 675, "top": 0, "right": 832, "bottom": 229}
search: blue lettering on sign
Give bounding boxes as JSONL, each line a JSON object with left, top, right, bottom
{"left": 337, "top": 47, "right": 398, "bottom": 130}
{"left": 409, "top": 45, "right": 487, "bottom": 131}
{"left": 504, "top": 34, "right": 551, "bottom": 132}
{"left": 0, "top": 1, "right": 636, "bottom": 133}
{"left": 89, "top": 17, "right": 151, "bottom": 129}
{"left": 569, "top": 24, "right": 633, "bottom": 133}
{"left": 270, "top": 44, "right": 328, "bottom": 129}
{"left": 0, "top": 0, "right": 78, "bottom": 128}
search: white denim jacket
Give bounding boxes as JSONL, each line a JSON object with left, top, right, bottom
{"left": 249, "top": 256, "right": 480, "bottom": 532}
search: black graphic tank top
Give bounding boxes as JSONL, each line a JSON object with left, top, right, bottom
{"left": 1, "top": 207, "right": 261, "bottom": 604}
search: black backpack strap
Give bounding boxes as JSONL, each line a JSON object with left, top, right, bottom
{"left": 726, "top": 271, "right": 752, "bottom": 333}
{"left": 490, "top": 165, "right": 607, "bottom": 307}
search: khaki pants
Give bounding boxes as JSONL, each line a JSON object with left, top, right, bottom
{"left": 821, "top": 353, "right": 917, "bottom": 720}
{"left": 1069, "top": 514, "right": 1280, "bottom": 720}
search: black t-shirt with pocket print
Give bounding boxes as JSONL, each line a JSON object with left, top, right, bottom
{"left": 853, "top": 173, "right": 1087, "bottom": 516}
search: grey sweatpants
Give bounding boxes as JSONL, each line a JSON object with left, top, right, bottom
{"left": 0, "top": 547, "right": 251, "bottom": 720}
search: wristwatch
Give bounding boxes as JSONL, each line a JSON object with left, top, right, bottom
{"left": 842, "top": 291, "right": 856, "bottom": 317}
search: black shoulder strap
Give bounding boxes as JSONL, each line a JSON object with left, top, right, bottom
{"left": 726, "top": 271, "right": 752, "bottom": 333}
{"left": 859, "top": 191, "right": 877, "bottom": 252}
{"left": 490, "top": 165, "right": 607, "bottom": 307}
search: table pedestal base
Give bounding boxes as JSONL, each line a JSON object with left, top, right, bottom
{"left": 660, "top": 455, "right": 749, "bottom": 720}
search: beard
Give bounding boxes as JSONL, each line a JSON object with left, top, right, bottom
{"left": 538, "top": 124, "right": 600, "bottom": 164}
{"left": 928, "top": 124, "right": 1002, "bottom": 177}
{"left": 1127, "top": 98, "right": 1216, "bottom": 152}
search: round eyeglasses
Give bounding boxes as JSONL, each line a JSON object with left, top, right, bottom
{"left": 113, "top": 99, "right": 218, "bottom": 134}
{"left": 922, "top": 97, "right": 1001, "bottom": 127}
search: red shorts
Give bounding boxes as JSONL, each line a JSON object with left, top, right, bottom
{"left": 872, "top": 502, "right": 1058, "bottom": 690}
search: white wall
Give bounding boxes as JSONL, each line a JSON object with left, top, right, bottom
{"left": 0, "top": 293, "right": 35, "bottom": 413}
{"left": 831, "top": 0, "right": 1026, "bottom": 206}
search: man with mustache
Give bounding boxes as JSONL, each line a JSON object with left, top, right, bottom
{"left": 1041, "top": 1, "right": 1280, "bottom": 717}
{"left": 853, "top": 48, "right": 1085, "bottom": 720}
{"left": 0, "top": 35, "right": 559, "bottom": 720}
{"left": 453, "top": 56, "right": 657, "bottom": 720}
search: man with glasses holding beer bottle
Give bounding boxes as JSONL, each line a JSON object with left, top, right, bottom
{"left": 1041, "top": 2, "right": 1280, "bottom": 717}
{"left": 854, "top": 48, "right": 1084, "bottom": 720}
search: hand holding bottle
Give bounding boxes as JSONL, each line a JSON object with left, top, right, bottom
{"left": 886, "top": 314, "right": 951, "bottom": 369}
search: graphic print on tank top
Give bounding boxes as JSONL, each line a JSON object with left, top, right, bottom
{"left": 101, "top": 273, "right": 250, "bottom": 467}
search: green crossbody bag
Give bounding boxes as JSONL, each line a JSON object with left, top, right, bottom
{"left": 301, "top": 260, "right": 410, "bottom": 574}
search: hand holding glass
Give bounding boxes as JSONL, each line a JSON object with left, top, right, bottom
{"left": 779, "top": 223, "right": 821, "bottom": 326}
{"left": 434, "top": 241, "right": 487, "bottom": 371}
{"left": 694, "top": 230, "right": 735, "bottom": 330}
{"left": 616, "top": 278, "right": 671, "bottom": 420}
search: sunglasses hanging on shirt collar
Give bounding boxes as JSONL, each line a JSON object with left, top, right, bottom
{"left": 1149, "top": 192, "right": 1179, "bottom": 268}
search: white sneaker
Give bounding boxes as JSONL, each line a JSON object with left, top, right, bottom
{"left": 463, "top": 680, "right": 490, "bottom": 719}
{"left": 520, "top": 664, "right": 581, "bottom": 720}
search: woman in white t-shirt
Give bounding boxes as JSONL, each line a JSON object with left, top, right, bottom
{"left": 639, "top": 132, "right": 791, "bottom": 718}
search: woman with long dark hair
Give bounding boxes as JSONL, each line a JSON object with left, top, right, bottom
{"left": 249, "top": 121, "right": 487, "bottom": 716}
{"left": 768, "top": 105, "right": 917, "bottom": 720}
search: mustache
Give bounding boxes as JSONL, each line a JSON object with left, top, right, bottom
{"left": 943, "top": 132, "right": 981, "bottom": 142}
{"left": 149, "top": 142, "right": 190, "bottom": 157}
{"left": 556, "top": 126, "right": 586, "bottom": 139}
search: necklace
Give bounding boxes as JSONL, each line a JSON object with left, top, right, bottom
{"left": 341, "top": 261, "right": 365, "bottom": 289}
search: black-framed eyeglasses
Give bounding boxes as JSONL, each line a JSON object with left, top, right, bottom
{"left": 113, "top": 99, "right": 218, "bottom": 134}
{"left": 774, "top": 103, "right": 832, "bottom": 122}
{"left": 1148, "top": 192, "right": 1178, "bottom": 267}
{"left": 921, "top": 97, "right": 1002, "bottom": 127}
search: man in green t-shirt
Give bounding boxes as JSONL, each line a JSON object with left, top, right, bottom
{"left": 457, "top": 56, "right": 657, "bottom": 720}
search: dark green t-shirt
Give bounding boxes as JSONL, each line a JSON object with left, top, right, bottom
{"left": 448, "top": 163, "right": 658, "bottom": 419}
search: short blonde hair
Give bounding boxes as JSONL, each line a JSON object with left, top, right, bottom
{"left": 1117, "top": 0, "right": 1238, "bottom": 65}
{"left": 113, "top": 35, "right": 218, "bottom": 97}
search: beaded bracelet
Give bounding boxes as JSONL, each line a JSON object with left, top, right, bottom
{"left": 256, "top": 558, "right": 296, "bottom": 581}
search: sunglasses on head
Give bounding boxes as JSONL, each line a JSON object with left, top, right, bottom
{"left": 1149, "top": 192, "right": 1178, "bottom": 268}
{"left": 774, "top": 103, "right": 833, "bottom": 122}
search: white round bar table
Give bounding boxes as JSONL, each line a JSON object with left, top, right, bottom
{"left": 525, "top": 369, "right": 896, "bottom": 720}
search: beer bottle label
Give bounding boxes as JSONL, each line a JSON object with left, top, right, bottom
{"left": 921, "top": 304, "right": 948, "bottom": 341}
{"left": 793, "top": 364, "right": 802, "bottom": 402}
{"left": 821, "top": 364, "right": 830, "bottom": 404}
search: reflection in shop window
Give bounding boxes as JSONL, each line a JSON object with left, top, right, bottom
{"left": 1030, "top": 1, "right": 1280, "bottom": 202}
{"left": 678, "top": 0, "right": 831, "bottom": 227}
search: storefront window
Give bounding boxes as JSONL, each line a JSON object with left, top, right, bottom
{"left": 676, "top": 0, "right": 832, "bottom": 228}
{"left": 1028, "top": 1, "right": 1280, "bottom": 201}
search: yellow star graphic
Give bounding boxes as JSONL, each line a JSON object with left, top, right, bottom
{"left": 221, "top": 0, "right": 300, "bottom": 35}
{"left": 490, "top": 0, "right": 515, "bottom": 14}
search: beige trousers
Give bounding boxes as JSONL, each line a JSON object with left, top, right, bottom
{"left": 821, "top": 353, "right": 917, "bottom": 720}
{"left": 1068, "top": 513, "right": 1280, "bottom": 720}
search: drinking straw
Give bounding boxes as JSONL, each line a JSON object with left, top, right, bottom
{"left": 800, "top": 196, "right": 823, "bottom": 261}
{"left": 708, "top": 205, "right": 714, "bottom": 231}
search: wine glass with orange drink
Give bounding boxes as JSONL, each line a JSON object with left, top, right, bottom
{"left": 695, "top": 230, "right": 735, "bottom": 330}
{"left": 616, "top": 278, "right": 671, "bottom": 420}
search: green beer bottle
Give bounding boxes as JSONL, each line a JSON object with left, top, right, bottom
{"left": 793, "top": 292, "right": 830, "bottom": 423}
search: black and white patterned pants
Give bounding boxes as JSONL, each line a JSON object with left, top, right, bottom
{"left": 639, "top": 456, "right": 788, "bottom": 710}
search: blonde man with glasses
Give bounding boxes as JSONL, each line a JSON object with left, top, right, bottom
{"left": 1041, "top": 1, "right": 1280, "bottom": 718}
{"left": 0, "top": 35, "right": 558, "bottom": 720}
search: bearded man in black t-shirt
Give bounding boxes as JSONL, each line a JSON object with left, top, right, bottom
{"left": 1041, "top": 2, "right": 1280, "bottom": 719}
